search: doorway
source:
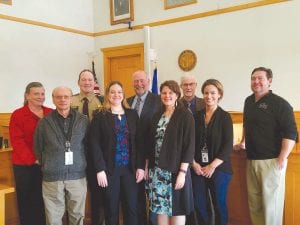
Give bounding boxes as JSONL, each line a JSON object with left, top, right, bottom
{"left": 102, "top": 43, "right": 144, "bottom": 97}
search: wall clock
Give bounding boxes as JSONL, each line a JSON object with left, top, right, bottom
{"left": 178, "top": 50, "right": 197, "bottom": 71}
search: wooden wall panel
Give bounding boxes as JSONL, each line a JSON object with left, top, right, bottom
{"left": 1, "top": 111, "right": 299, "bottom": 225}
{"left": 228, "top": 111, "right": 300, "bottom": 225}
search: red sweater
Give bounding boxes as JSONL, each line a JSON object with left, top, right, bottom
{"left": 9, "top": 105, "right": 52, "bottom": 165}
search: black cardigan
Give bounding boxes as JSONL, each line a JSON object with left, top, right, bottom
{"left": 147, "top": 106, "right": 195, "bottom": 173}
{"left": 88, "top": 108, "right": 144, "bottom": 174}
{"left": 194, "top": 107, "right": 233, "bottom": 174}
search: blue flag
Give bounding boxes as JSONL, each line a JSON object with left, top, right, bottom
{"left": 151, "top": 67, "right": 158, "bottom": 94}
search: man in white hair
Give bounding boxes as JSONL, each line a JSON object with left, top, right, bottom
{"left": 34, "top": 86, "right": 89, "bottom": 225}
{"left": 180, "top": 74, "right": 205, "bottom": 225}
{"left": 180, "top": 73, "right": 205, "bottom": 115}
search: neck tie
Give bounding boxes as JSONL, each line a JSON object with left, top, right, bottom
{"left": 134, "top": 97, "right": 141, "bottom": 116}
{"left": 187, "top": 102, "right": 193, "bottom": 114}
{"left": 82, "top": 97, "right": 89, "bottom": 119}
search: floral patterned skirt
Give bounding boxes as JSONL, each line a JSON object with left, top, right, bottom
{"left": 148, "top": 166, "right": 172, "bottom": 216}
{"left": 147, "top": 166, "right": 194, "bottom": 216}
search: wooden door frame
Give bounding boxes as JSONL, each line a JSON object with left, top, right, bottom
{"left": 101, "top": 43, "right": 144, "bottom": 89}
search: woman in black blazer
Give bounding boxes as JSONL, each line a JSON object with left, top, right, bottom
{"left": 193, "top": 79, "right": 233, "bottom": 225}
{"left": 88, "top": 81, "right": 144, "bottom": 225}
{"left": 146, "top": 80, "right": 195, "bottom": 225}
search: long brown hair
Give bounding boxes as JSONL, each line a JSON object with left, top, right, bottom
{"left": 101, "top": 81, "right": 130, "bottom": 111}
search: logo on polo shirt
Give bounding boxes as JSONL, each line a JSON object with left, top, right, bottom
{"left": 258, "top": 102, "right": 268, "bottom": 109}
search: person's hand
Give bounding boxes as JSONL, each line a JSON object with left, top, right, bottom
{"left": 201, "top": 164, "right": 216, "bottom": 178}
{"left": 97, "top": 171, "right": 108, "bottom": 187}
{"left": 192, "top": 162, "right": 204, "bottom": 176}
{"left": 136, "top": 169, "right": 145, "bottom": 183}
{"left": 276, "top": 157, "right": 287, "bottom": 170}
{"left": 174, "top": 172, "right": 186, "bottom": 190}
{"left": 233, "top": 142, "right": 246, "bottom": 151}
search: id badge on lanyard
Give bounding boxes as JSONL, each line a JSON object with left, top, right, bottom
{"left": 201, "top": 143, "right": 209, "bottom": 163}
{"left": 65, "top": 141, "right": 73, "bottom": 165}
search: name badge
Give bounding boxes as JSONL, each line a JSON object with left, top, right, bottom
{"left": 201, "top": 144, "right": 209, "bottom": 163}
{"left": 65, "top": 151, "right": 73, "bottom": 165}
{"left": 202, "top": 152, "right": 209, "bottom": 163}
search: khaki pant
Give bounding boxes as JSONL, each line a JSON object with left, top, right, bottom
{"left": 246, "top": 159, "right": 287, "bottom": 225}
{"left": 42, "top": 178, "right": 87, "bottom": 225}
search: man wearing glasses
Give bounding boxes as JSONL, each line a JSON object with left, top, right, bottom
{"left": 179, "top": 74, "right": 205, "bottom": 116}
{"left": 34, "top": 86, "right": 89, "bottom": 225}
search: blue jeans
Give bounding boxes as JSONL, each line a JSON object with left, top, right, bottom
{"left": 192, "top": 170, "right": 232, "bottom": 225}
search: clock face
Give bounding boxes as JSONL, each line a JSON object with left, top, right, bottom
{"left": 178, "top": 50, "right": 197, "bottom": 71}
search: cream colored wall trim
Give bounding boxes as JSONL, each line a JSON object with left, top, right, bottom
{"left": 0, "top": 14, "right": 94, "bottom": 36}
{"left": 135, "top": 0, "right": 289, "bottom": 28}
{"left": 0, "top": 0, "right": 290, "bottom": 37}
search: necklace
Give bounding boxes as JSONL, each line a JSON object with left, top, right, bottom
{"left": 111, "top": 108, "right": 124, "bottom": 120}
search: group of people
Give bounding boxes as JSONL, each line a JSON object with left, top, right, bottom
{"left": 9, "top": 67, "right": 297, "bottom": 225}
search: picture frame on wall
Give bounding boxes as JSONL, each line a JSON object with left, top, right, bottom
{"left": 164, "top": 0, "right": 197, "bottom": 10}
{"left": 0, "top": 0, "right": 12, "bottom": 5}
{"left": 110, "top": 0, "right": 134, "bottom": 25}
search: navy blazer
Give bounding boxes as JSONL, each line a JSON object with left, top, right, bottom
{"left": 88, "top": 108, "right": 144, "bottom": 174}
{"left": 147, "top": 106, "right": 195, "bottom": 173}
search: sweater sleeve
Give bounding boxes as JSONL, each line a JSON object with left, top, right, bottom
{"left": 215, "top": 112, "right": 233, "bottom": 162}
{"left": 9, "top": 111, "right": 34, "bottom": 162}
{"left": 135, "top": 116, "right": 145, "bottom": 169}
{"left": 88, "top": 114, "right": 107, "bottom": 173}
{"left": 181, "top": 112, "right": 195, "bottom": 164}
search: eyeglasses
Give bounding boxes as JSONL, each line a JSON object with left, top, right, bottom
{"left": 53, "top": 95, "right": 71, "bottom": 100}
{"left": 182, "top": 83, "right": 196, "bottom": 87}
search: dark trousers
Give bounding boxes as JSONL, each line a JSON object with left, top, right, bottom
{"left": 192, "top": 170, "right": 232, "bottom": 225}
{"left": 105, "top": 166, "right": 138, "bottom": 225}
{"left": 87, "top": 168, "right": 105, "bottom": 225}
{"left": 13, "top": 164, "right": 46, "bottom": 225}
{"left": 149, "top": 212, "right": 158, "bottom": 225}
{"left": 136, "top": 181, "right": 157, "bottom": 225}
{"left": 137, "top": 180, "right": 147, "bottom": 225}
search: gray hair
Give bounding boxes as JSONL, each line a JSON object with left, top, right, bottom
{"left": 23, "top": 82, "right": 44, "bottom": 105}
{"left": 180, "top": 73, "right": 197, "bottom": 85}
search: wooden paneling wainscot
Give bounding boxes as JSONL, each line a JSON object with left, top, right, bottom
{"left": 228, "top": 111, "right": 300, "bottom": 225}
{"left": 1, "top": 112, "right": 299, "bottom": 225}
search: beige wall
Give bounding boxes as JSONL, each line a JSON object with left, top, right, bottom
{"left": 94, "top": 0, "right": 300, "bottom": 111}
{"left": 1, "top": 0, "right": 299, "bottom": 111}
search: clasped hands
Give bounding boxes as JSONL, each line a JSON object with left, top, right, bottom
{"left": 192, "top": 162, "right": 216, "bottom": 178}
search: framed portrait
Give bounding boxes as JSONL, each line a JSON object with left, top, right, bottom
{"left": 164, "top": 0, "right": 197, "bottom": 10}
{"left": 110, "top": 0, "right": 134, "bottom": 25}
{"left": 0, "top": 0, "right": 12, "bottom": 5}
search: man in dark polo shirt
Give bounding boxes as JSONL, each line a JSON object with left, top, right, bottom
{"left": 234, "top": 67, "right": 297, "bottom": 225}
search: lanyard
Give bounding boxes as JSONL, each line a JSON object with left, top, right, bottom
{"left": 55, "top": 112, "right": 75, "bottom": 151}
